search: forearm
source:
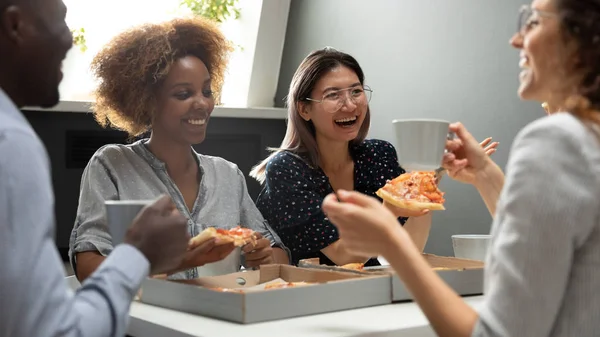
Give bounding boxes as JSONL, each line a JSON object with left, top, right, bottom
{"left": 403, "top": 214, "right": 432, "bottom": 252}
{"left": 383, "top": 231, "right": 478, "bottom": 337}
{"left": 272, "top": 247, "right": 290, "bottom": 264}
{"left": 10, "top": 244, "right": 149, "bottom": 337}
{"left": 69, "top": 245, "right": 149, "bottom": 337}
{"left": 474, "top": 161, "right": 505, "bottom": 217}
{"left": 75, "top": 251, "right": 107, "bottom": 282}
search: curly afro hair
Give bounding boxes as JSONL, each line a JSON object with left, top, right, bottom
{"left": 90, "top": 17, "right": 232, "bottom": 137}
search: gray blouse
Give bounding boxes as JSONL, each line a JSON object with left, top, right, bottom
{"left": 69, "top": 139, "right": 289, "bottom": 280}
{"left": 472, "top": 113, "right": 600, "bottom": 337}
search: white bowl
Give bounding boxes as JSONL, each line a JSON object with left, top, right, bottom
{"left": 451, "top": 234, "right": 491, "bottom": 261}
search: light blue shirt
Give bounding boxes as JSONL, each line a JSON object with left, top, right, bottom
{"left": 0, "top": 88, "right": 149, "bottom": 337}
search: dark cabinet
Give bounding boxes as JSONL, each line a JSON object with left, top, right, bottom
{"left": 22, "top": 109, "right": 286, "bottom": 260}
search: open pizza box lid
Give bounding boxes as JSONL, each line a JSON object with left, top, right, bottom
{"left": 298, "top": 254, "right": 485, "bottom": 302}
{"left": 139, "top": 264, "right": 392, "bottom": 323}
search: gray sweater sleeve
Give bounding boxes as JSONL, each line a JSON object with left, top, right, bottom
{"left": 472, "top": 116, "right": 599, "bottom": 336}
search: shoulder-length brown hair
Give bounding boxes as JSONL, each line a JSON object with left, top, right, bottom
{"left": 250, "top": 47, "right": 371, "bottom": 183}
{"left": 556, "top": 0, "right": 600, "bottom": 122}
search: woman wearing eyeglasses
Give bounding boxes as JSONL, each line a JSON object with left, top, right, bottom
{"left": 249, "top": 47, "right": 433, "bottom": 267}
{"left": 250, "top": 47, "right": 496, "bottom": 267}
{"left": 323, "top": 0, "right": 600, "bottom": 336}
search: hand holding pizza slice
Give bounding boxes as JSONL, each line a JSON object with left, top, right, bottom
{"left": 188, "top": 226, "right": 258, "bottom": 250}
{"left": 242, "top": 232, "right": 274, "bottom": 268}
{"left": 159, "top": 234, "right": 238, "bottom": 274}
{"left": 376, "top": 171, "right": 446, "bottom": 212}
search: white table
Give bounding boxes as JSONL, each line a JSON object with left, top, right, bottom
{"left": 66, "top": 276, "right": 484, "bottom": 337}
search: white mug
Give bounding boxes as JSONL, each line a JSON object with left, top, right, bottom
{"left": 196, "top": 247, "right": 242, "bottom": 277}
{"left": 194, "top": 223, "right": 243, "bottom": 277}
{"left": 105, "top": 200, "right": 153, "bottom": 246}
{"left": 452, "top": 234, "right": 492, "bottom": 261}
{"left": 392, "top": 119, "right": 454, "bottom": 172}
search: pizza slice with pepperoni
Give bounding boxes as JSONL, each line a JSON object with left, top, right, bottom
{"left": 188, "top": 226, "right": 257, "bottom": 249}
{"left": 376, "top": 171, "right": 446, "bottom": 211}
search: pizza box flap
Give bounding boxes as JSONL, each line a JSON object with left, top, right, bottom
{"left": 423, "top": 254, "right": 484, "bottom": 270}
{"left": 173, "top": 269, "right": 261, "bottom": 289}
{"left": 258, "top": 264, "right": 375, "bottom": 283}
{"left": 299, "top": 254, "right": 483, "bottom": 273}
{"left": 170, "top": 264, "right": 380, "bottom": 290}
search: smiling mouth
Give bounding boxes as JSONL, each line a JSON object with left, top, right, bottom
{"left": 186, "top": 118, "right": 206, "bottom": 125}
{"left": 334, "top": 115, "right": 358, "bottom": 127}
{"left": 519, "top": 55, "right": 529, "bottom": 69}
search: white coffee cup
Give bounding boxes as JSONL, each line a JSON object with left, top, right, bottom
{"left": 105, "top": 200, "right": 153, "bottom": 246}
{"left": 451, "top": 234, "right": 492, "bottom": 261}
{"left": 392, "top": 118, "right": 454, "bottom": 172}
{"left": 197, "top": 247, "right": 242, "bottom": 277}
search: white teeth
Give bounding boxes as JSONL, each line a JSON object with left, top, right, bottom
{"left": 187, "top": 119, "right": 206, "bottom": 125}
{"left": 335, "top": 116, "right": 357, "bottom": 123}
{"left": 519, "top": 57, "right": 529, "bottom": 69}
{"left": 519, "top": 70, "right": 529, "bottom": 81}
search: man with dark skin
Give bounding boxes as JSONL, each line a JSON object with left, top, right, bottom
{"left": 0, "top": 0, "right": 190, "bottom": 336}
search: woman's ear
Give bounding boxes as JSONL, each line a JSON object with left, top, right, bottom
{"left": 298, "top": 101, "right": 311, "bottom": 122}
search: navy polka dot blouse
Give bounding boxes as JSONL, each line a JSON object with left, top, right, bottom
{"left": 256, "top": 139, "right": 408, "bottom": 266}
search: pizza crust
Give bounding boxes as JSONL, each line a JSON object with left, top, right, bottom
{"left": 340, "top": 262, "right": 365, "bottom": 270}
{"left": 188, "top": 227, "right": 255, "bottom": 249}
{"left": 188, "top": 227, "right": 233, "bottom": 248}
{"left": 376, "top": 189, "right": 445, "bottom": 211}
{"left": 189, "top": 228, "right": 217, "bottom": 247}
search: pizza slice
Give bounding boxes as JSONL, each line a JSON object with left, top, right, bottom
{"left": 340, "top": 262, "right": 365, "bottom": 271}
{"left": 263, "top": 281, "right": 314, "bottom": 290}
{"left": 188, "top": 226, "right": 257, "bottom": 249}
{"left": 376, "top": 171, "right": 446, "bottom": 211}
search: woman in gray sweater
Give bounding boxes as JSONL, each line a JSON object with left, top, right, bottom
{"left": 322, "top": 0, "right": 600, "bottom": 336}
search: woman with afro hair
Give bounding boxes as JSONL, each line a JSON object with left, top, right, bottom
{"left": 68, "top": 17, "right": 290, "bottom": 282}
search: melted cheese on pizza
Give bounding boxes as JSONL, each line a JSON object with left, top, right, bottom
{"left": 264, "top": 282, "right": 314, "bottom": 289}
{"left": 383, "top": 171, "right": 445, "bottom": 203}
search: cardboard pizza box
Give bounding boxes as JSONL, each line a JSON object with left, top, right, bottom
{"left": 298, "top": 254, "right": 484, "bottom": 302}
{"left": 390, "top": 254, "right": 484, "bottom": 302}
{"left": 138, "top": 264, "right": 392, "bottom": 324}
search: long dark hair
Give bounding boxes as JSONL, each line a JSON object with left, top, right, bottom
{"left": 250, "top": 47, "right": 371, "bottom": 183}
{"left": 556, "top": 0, "right": 600, "bottom": 121}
